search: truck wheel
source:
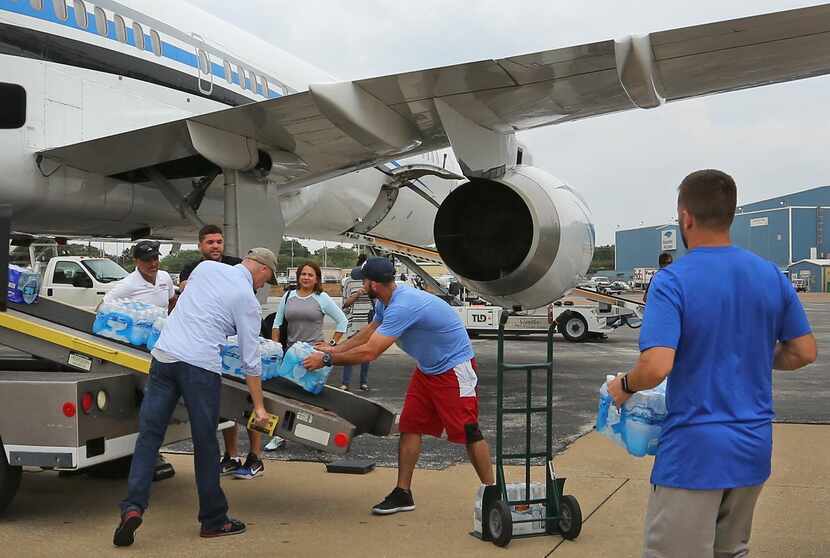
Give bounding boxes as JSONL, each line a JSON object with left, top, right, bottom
{"left": 0, "top": 438, "right": 22, "bottom": 516}
{"left": 560, "top": 313, "right": 589, "bottom": 342}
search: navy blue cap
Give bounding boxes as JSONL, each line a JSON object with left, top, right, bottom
{"left": 351, "top": 257, "right": 395, "bottom": 282}
{"left": 133, "top": 240, "right": 160, "bottom": 261}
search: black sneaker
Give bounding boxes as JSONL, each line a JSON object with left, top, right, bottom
{"left": 233, "top": 453, "right": 264, "bottom": 480}
{"left": 371, "top": 487, "right": 415, "bottom": 515}
{"left": 153, "top": 454, "right": 175, "bottom": 482}
{"left": 360, "top": 384, "right": 370, "bottom": 392}
{"left": 200, "top": 517, "right": 246, "bottom": 538}
{"left": 113, "top": 508, "right": 143, "bottom": 547}
{"left": 220, "top": 453, "right": 242, "bottom": 476}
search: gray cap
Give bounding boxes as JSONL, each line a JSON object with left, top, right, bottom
{"left": 246, "top": 247, "right": 278, "bottom": 284}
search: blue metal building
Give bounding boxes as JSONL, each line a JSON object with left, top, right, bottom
{"left": 787, "top": 259, "right": 830, "bottom": 293}
{"left": 614, "top": 185, "right": 830, "bottom": 275}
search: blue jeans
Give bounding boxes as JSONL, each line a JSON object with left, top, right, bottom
{"left": 341, "top": 362, "right": 369, "bottom": 386}
{"left": 120, "top": 359, "right": 229, "bottom": 530}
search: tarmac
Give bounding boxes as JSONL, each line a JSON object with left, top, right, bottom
{"left": 1, "top": 293, "right": 828, "bottom": 556}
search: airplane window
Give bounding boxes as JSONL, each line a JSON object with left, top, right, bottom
{"left": 0, "top": 83, "right": 26, "bottom": 129}
{"left": 223, "top": 60, "right": 232, "bottom": 83}
{"left": 114, "top": 14, "right": 127, "bottom": 43}
{"left": 94, "top": 7, "right": 107, "bottom": 36}
{"left": 29, "top": 0, "right": 43, "bottom": 11}
{"left": 73, "top": 0, "right": 87, "bottom": 29}
{"left": 149, "top": 30, "right": 161, "bottom": 56}
{"left": 133, "top": 22, "right": 144, "bottom": 51}
{"left": 198, "top": 49, "right": 209, "bottom": 74}
{"left": 52, "top": 0, "right": 68, "bottom": 21}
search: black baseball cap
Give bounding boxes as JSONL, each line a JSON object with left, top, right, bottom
{"left": 133, "top": 240, "right": 161, "bottom": 261}
{"left": 351, "top": 257, "right": 396, "bottom": 282}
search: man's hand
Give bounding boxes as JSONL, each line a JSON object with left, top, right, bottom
{"left": 313, "top": 342, "right": 334, "bottom": 353}
{"left": 607, "top": 374, "right": 632, "bottom": 408}
{"left": 254, "top": 405, "right": 269, "bottom": 423}
{"left": 303, "top": 351, "right": 325, "bottom": 371}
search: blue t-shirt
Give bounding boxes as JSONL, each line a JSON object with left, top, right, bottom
{"left": 373, "top": 285, "right": 474, "bottom": 374}
{"left": 640, "top": 246, "right": 811, "bottom": 490}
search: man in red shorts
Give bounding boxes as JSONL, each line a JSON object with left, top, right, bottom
{"left": 304, "top": 257, "right": 494, "bottom": 514}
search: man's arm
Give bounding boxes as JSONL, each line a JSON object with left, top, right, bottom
{"left": 320, "top": 321, "right": 379, "bottom": 353}
{"left": 774, "top": 333, "right": 817, "bottom": 370}
{"left": 608, "top": 347, "right": 675, "bottom": 407}
{"left": 245, "top": 375, "right": 268, "bottom": 422}
{"left": 341, "top": 287, "right": 364, "bottom": 309}
{"left": 232, "top": 294, "right": 266, "bottom": 414}
{"left": 304, "top": 329, "right": 394, "bottom": 370}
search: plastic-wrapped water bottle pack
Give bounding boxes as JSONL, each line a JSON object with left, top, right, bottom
{"left": 93, "top": 299, "right": 167, "bottom": 348}
{"left": 220, "top": 336, "right": 285, "bottom": 381}
{"left": 8, "top": 265, "right": 40, "bottom": 304}
{"left": 274, "top": 342, "right": 332, "bottom": 395}
{"left": 596, "top": 375, "right": 667, "bottom": 457}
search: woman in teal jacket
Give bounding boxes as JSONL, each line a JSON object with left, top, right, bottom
{"left": 272, "top": 261, "right": 348, "bottom": 348}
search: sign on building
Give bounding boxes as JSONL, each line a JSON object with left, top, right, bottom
{"left": 661, "top": 229, "right": 677, "bottom": 251}
{"left": 750, "top": 217, "right": 769, "bottom": 227}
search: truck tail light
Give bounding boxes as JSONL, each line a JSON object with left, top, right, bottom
{"left": 81, "top": 392, "right": 94, "bottom": 414}
{"left": 63, "top": 402, "right": 76, "bottom": 417}
{"left": 334, "top": 432, "right": 349, "bottom": 448}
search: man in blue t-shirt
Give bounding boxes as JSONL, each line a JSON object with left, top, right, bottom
{"left": 608, "top": 170, "right": 816, "bottom": 557}
{"left": 304, "top": 257, "right": 494, "bottom": 515}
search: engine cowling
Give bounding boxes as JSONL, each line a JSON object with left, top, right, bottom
{"left": 434, "top": 166, "right": 594, "bottom": 309}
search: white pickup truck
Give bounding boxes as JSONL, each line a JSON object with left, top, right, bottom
{"left": 37, "top": 256, "right": 129, "bottom": 310}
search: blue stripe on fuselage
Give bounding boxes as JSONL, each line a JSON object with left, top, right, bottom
{"left": 0, "top": 0, "right": 281, "bottom": 99}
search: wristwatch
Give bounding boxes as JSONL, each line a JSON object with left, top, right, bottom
{"left": 621, "top": 374, "right": 636, "bottom": 395}
{"left": 322, "top": 352, "right": 333, "bottom": 367}
{"left": 329, "top": 339, "right": 337, "bottom": 346}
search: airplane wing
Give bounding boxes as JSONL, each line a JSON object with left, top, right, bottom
{"left": 41, "top": 4, "right": 830, "bottom": 184}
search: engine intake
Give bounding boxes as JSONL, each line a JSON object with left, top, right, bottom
{"left": 434, "top": 166, "right": 593, "bottom": 309}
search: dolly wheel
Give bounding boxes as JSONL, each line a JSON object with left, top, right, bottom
{"left": 558, "top": 495, "right": 582, "bottom": 540}
{"left": 488, "top": 500, "right": 513, "bottom": 547}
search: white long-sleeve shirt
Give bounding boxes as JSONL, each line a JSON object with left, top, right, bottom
{"left": 152, "top": 261, "right": 261, "bottom": 376}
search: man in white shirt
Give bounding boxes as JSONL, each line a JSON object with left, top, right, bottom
{"left": 103, "top": 240, "right": 175, "bottom": 312}
{"left": 102, "top": 240, "right": 176, "bottom": 481}
{"left": 113, "top": 248, "right": 278, "bottom": 547}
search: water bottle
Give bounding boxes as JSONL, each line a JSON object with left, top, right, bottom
{"left": 146, "top": 317, "right": 165, "bottom": 350}
{"left": 220, "top": 344, "right": 243, "bottom": 378}
{"left": 20, "top": 272, "right": 40, "bottom": 304}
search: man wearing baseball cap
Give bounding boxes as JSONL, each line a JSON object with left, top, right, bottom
{"left": 113, "top": 248, "right": 277, "bottom": 547}
{"left": 304, "top": 257, "right": 494, "bottom": 515}
{"left": 103, "top": 240, "right": 176, "bottom": 312}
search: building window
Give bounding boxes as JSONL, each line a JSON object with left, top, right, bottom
{"left": 52, "top": 0, "right": 68, "bottom": 21}
{"left": 73, "top": 0, "right": 88, "bottom": 30}
{"left": 0, "top": 83, "right": 26, "bottom": 130}
{"left": 29, "top": 0, "right": 43, "bottom": 11}
{"left": 114, "top": 14, "right": 127, "bottom": 43}
{"left": 223, "top": 60, "right": 232, "bottom": 83}
{"left": 150, "top": 29, "right": 161, "bottom": 56}
{"left": 198, "top": 49, "right": 210, "bottom": 74}
{"left": 132, "top": 22, "right": 144, "bottom": 51}
{"left": 94, "top": 7, "right": 107, "bottom": 37}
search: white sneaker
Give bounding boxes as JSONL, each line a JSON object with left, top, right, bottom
{"left": 264, "top": 436, "right": 286, "bottom": 451}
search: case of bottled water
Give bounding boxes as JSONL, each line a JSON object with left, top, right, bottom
{"left": 220, "top": 336, "right": 285, "bottom": 380}
{"left": 8, "top": 264, "right": 40, "bottom": 304}
{"left": 146, "top": 317, "right": 166, "bottom": 350}
{"left": 275, "top": 342, "right": 332, "bottom": 394}
{"left": 596, "top": 375, "right": 667, "bottom": 457}
{"left": 93, "top": 299, "right": 166, "bottom": 347}
{"left": 473, "top": 483, "right": 547, "bottom": 537}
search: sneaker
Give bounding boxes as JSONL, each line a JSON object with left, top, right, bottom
{"left": 360, "top": 384, "right": 370, "bottom": 392}
{"left": 371, "top": 487, "right": 415, "bottom": 515}
{"left": 339, "top": 384, "right": 350, "bottom": 391}
{"left": 113, "top": 508, "right": 143, "bottom": 547}
{"left": 220, "top": 453, "right": 242, "bottom": 476}
{"left": 233, "top": 453, "right": 264, "bottom": 480}
{"left": 200, "top": 517, "right": 246, "bottom": 538}
{"left": 153, "top": 454, "right": 175, "bottom": 482}
{"left": 264, "top": 436, "right": 285, "bottom": 451}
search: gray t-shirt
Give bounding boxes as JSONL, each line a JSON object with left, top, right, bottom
{"left": 284, "top": 294, "right": 325, "bottom": 346}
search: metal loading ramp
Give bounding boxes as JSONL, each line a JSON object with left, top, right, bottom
{"left": 0, "top": 297, "right": 397, "bottom": 455}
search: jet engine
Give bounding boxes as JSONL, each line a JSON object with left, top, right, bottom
{"left": 434, "top": 166, "right": 594, "bottom": 309}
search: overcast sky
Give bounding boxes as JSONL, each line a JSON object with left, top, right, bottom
{"left": 191, "top": 0, "right": 830, "bottom": 245}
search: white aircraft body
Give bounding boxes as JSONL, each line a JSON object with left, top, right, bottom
{"left": 2, "top": 0, "right": 830, "bottom": 308}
